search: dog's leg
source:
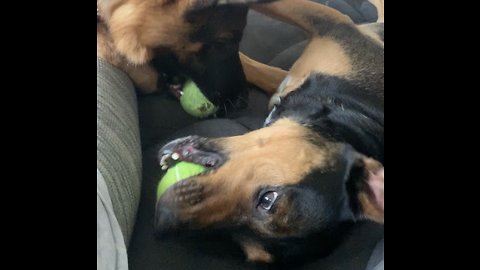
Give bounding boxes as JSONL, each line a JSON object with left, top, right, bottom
{"left": 252, "top": 0, "right": 383, "bottom": 102}
{"left": 98, "top": 22, "right": 159, "bottom": 93}
{"left": 250, "top": 0, "right": 355, "bottom": 102}
{"left": 251, "top": 0, "right": 353, "bottom": 37}
{"left": 122, "top": 63, "right": 159, "bottom": 94}
{"left": 240, "top": 52, "right": 287, "bottom": 95}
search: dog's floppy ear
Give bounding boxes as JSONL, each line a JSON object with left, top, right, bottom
{"left": 100, "top": 0, "right": 155, "bottom": 65}
{"left": 239, "top": 240, "right": 273, "bottom": 263}
{"left": 347, "top": 155, "right": 384, "bottom": 223}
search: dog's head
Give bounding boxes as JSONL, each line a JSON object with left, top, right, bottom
{"left": 98, "top": 0, "right": 270, "bottom": 110}
{"left": 155, "top": 118, "right": 384, "bottom": 263}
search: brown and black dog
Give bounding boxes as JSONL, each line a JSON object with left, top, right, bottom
{"left": 155, "top": 0, "right": 384, "bottom": 265}
{"left": 97, "top": 0, "right": 277, "bottom": 112}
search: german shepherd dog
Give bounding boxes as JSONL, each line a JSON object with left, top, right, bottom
{"left": 97, "top": 0, "right": 276, "bottom": 113}
{"left": 155, "top": 0, "right": 384, "bottom": 265}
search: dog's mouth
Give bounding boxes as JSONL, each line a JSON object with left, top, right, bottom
{"left": 167, "top": 82, "right": 184, "bottom": 99}
{"left": 160, "top": 70, "right": 247, "bottom": 117}
{"left": 161, "top": 72, "right": 187, "bottom": 100}
{"left": 155, "top": 136, "right": 226, "bottom": 233}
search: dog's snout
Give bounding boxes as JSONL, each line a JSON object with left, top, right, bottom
{"left": 154, "top": 202, "right": 180, "bottom": 237}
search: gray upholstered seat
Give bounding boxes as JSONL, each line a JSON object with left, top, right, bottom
{"left": 97, "top": 59, "right": 142, "bottom": 269}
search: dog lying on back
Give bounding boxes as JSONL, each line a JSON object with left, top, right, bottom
{"left": 97, "top": 0, "right": 278, "bottom": 112}
{"left": 155, "top": 0, "right": 384, "bottom": 265}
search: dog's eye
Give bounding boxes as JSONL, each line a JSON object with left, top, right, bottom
{"left": 258, "top": 191, "right": 278, "bottom": 211}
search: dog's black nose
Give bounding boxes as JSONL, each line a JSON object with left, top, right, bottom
{"left": 154, "top": 198, "right": 182, "bottom": 237}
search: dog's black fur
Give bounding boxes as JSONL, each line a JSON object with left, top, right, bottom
{"left": 152, "top": 5, "right": 251, "bottom": 114}
{"left": 266, "top": 74, "right": 384, "bottom": 163}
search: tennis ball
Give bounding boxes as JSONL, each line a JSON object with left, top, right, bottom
{"left": 180, "top": 80, "right": 218, "bottom": 118}
{"left": 157, "top": 161, "right": 206, "bottom": 200}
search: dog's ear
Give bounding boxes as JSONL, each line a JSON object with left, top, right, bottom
{"left": 346, "top": 155, "right": 384, "bottom": 223}
{"left": 101, "top": 0, "right": 156, "bottom": 65}
{"left": 239, "top": 240, "right": 273, "bottom": 263}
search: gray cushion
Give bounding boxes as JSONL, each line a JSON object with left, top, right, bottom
{"left": 97, "top": 169, "right": 128, "bottom": 270}
{"left": 97, "top": 58, "right": 142, "bottom": 245}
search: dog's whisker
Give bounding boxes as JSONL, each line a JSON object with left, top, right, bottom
{"left": 223, "top": 103, "right": 228, "bottom": 116}
{"left": 226, "top": 99, "right": 237, "bottom": 111}
{"left": 237, "top": 95, "right": 248, "bottom": 103}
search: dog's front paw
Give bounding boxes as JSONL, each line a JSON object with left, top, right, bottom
{"left": 123, "top": 63, "right": 159, "bottom": 93}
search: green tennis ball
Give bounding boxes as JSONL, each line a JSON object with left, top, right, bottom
{"left": 180, "top": 80, "right": 218, "bottom": 118}
{"left": 157, "top": 161, "right": 206, "bottom": 201}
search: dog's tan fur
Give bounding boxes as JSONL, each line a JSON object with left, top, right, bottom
{"left": 97, "top": 0, "right": 203, "bottom": 93}
{"left": 239, "top": 52, "right": 288, "bottom": 95}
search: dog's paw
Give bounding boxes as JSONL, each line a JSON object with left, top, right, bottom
{"left": 123, "top": 63, "right": 159, "bottom": 93}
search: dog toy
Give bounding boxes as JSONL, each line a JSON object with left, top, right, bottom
{"left": 180, "top": 80, "right": 218, "bottom": 118}
{"left": 157, "top": 161, "right": 206, "bottom": 200}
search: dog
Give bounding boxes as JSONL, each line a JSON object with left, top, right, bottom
{"left": 155, "top": 0, "right": 384, "bottom": 265}
{"left": 97, "top": 0, "right": 277, "bottom": 113}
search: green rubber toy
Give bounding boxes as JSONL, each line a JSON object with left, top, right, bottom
{"left": 180, "top": 80, "right": 218, "bottom": 118}
{"left": 157, "top": 161, "right": 206, "bottom": 200}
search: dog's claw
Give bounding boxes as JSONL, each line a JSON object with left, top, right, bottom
{"left": 160, "top": 153, "right": 172, "bottom": 168}
{"left": 159, "top": 151, "right": 183, "bottom": 170}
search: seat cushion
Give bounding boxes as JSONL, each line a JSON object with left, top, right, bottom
{"left": 97, "top": 169, "right": 129, "bottom": 270}
{"left": 97, "top": 58, "right": 143, "bottom": 245}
